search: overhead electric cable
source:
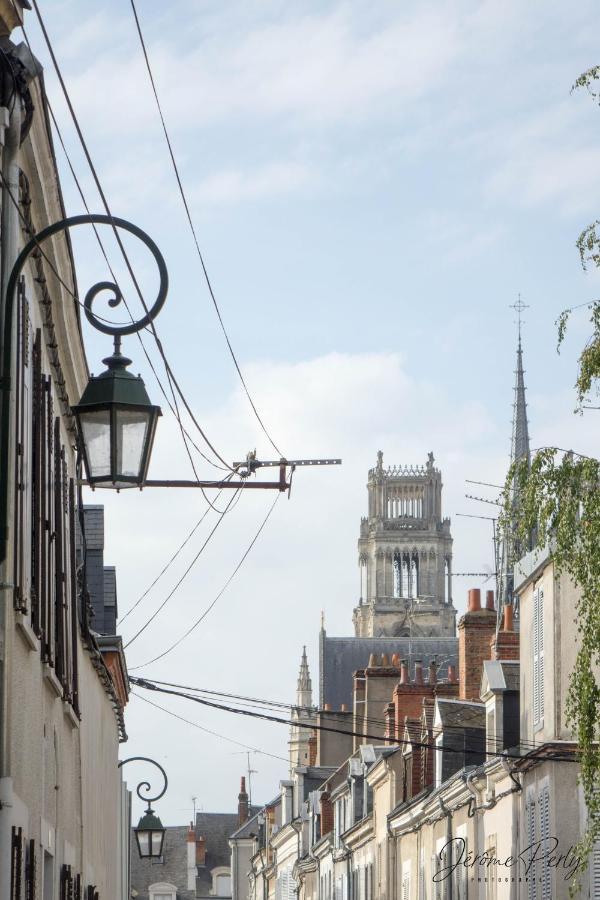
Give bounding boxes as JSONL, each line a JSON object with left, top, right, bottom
{"left": 118, "top": 495, "right": 225, "bottom": 624}
{"left": 8, "top": 4, "right": 231, "bottom": 477}
{"left": 132, "top": 691, "right": 288, "bottom": 763}
{"left": 129, "top": 678, "right": 581, "bottom": 764}
{"left": 123, "top": 487, "right": 242, "bottom": 648}
{"left": 25, "top": 0, "right": 236, "bottom": 473}
{"left": 130, "top": 491, "right": 280, "bottom": 667}
{"left": 129, "top": 675, "right": 558, "bottom": 753}
{"left": 128, "top": 0, "right": 284, "bottom": 457}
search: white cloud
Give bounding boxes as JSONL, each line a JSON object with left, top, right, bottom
{"left": 191, "top": 161, "right": 311, "bottom": 206}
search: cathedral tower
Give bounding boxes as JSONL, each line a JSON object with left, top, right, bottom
{"left": 288, "top": 647, "right": 316, "bottom": 775}
{"left": 353, "top": 451, "right": 456, "bottom": 638}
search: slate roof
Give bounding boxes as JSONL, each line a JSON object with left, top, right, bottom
{"left": 195, "top": 810, "right": 258, "bottom": 898}
{"left": 435, "top": 699, "right": 485, "bottom": 730}
{"left": 319, "top": 632, "right": 458, "bottom": 708}
{"left": 130, "top": 825, "right": 195, "bottom": 900}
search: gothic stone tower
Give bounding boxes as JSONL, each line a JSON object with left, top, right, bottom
{"left": 353, "top": 451, "right": 456, "bottom": 638}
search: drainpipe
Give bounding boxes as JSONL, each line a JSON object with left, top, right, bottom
{"left": 0, "top": 82, "right": 23, "bottom": 784}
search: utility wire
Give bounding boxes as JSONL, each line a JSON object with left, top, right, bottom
{"left": 132, "top": 691, "right": 288, "bottom": 763}
{"left": 130, "top": 491, "right": 280, "bottom": 667}
{"left": 130, "top": 676, "right": 559, "bottom": 753}
{"left": 123, "top": 487, "right": 242, "bottom": 648}
{"left": 128, "top": 0, "right": 283, "bottom": 458}
{"left": 129, "top": 678, "right": 581, "bottom": 764}
{"left": 26, "top": 0, "right": 235, "bottom": 473}
{"left": 8, "top": 3, "right": 230, "bottom": 477}
{"left": 118, "top": 495, "right": 225, "bottom": 624}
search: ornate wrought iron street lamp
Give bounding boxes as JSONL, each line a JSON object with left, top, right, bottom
{"left": 5, "top": 213, "right": 167, "bottom": 490}
{"left": 118, "top": 756, "right": 168, "bottom": 859}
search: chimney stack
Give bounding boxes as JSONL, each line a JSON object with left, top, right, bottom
{"left": 414, "top": 660, "right": 424, "bottom": 685}
{"left": 459, "top": 588, "right": 496, "bottom": 700}
{"left": 238, "top": 776, "right": 249, "bottom": 826}
{"left": 428, "top": 660, "right": 438, "bottom": 685}
{"left": 196, "top": 835, "right": 206, "bottom": 867}
{"left": 308, "top": 732, "right": 317, "bottom": 766}
{"left": 491, "top": 603, "right": 519, "bottom": 661}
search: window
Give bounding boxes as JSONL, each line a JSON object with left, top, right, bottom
{"left": 533, "top": 587, "right": 544, "bottom": 727}
{"left": 485, "top": 835, "right": 497, "bottom": 900}
{"left": 401, "top": 861, "right": 411, "bottom": 900}
{"left": 216, "top": 874, "right": 231, "bottom": 895}
{"left": 454, "top": 826, "right": 467, "bottom": 900}
{"left": 149, "top": 882, "right": 177, "bottom": 900}
{"left": 211, "top": 868, "right": 232, "bottom": 897}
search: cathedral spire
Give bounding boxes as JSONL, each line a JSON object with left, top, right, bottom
{"left": 511, "top": 296, "right": 530, "bottom": 468}
{"left": 499, "top": 298, "right": 532, "bottom": 619}
{"left": 296, "top": 646, "right": 312, "bottom": 707}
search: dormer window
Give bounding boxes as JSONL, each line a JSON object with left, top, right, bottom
{"left": 149, "top": 882, "right": 176, "bottom": 900}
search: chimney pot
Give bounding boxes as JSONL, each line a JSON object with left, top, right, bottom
{"left": 468, "top": 588, "right": 481, "bottom": 612}
{"left": 340, "top": 703, "right": 347, "bottom": 712}
{"left": 447, "top": 664, "right": 457, "bottom": 684}
{"left": 381, "top": 653, "right": 390, "bottom": 666}
{"left": 391, "top": 653, "right": 400, "bottom": 668}
{"left": 486, "top": 590, "right": 495, "bottom": 611}
{"left": 368, "top": 653, "right": 379, "bottom": 668}
{"left": 324, "top": 703, "right": 331, "bottom": 711}
{"left": 414, "top": 660, "right": 424, "bottom": 685}
{"left": 400, "top": 659, "right": 410, "bottom": 685}
{"left": 428, "top": 661, "right": 438, "bottom": 684}
{"left": 503, "top": 603, "right": 514, "bottom": 632}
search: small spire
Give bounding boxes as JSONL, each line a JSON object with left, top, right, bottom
{"left": 298, "top": 646, "right": 311, "bottom": 691}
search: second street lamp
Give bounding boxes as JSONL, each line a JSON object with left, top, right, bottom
{"left": 118, "top": 756, "right": 168, "bottom": 860}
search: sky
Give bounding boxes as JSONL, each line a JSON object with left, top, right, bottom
{"left": 18, "top": 0, "right": 600, "bottom": 822}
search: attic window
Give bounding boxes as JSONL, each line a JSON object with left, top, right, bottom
{"left": 149, "top": 883, "right": 176, "bottom": 900}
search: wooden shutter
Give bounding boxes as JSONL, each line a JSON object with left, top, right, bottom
{"left": 44, "top": 380, "right": 54, "bottom": 666}
{"left": 11, "top": 827, "right": 23, "bottom": 900}
{"left": 13, "top": 278, "right": 30, "bottom": 612}
{"left": 540, "top": 787, "right": 551, "bottom": 900}
{"left": 526, "top": 794, "right": 537, "bottom": 900}
{"left": 24, "top": 839, "right": 36, "bottom": 900}
{"left": 68, "top": 478, "right": 80, "bottom": 714}
{"left": 30, "top": 330, "right": 42, "bottom": 635}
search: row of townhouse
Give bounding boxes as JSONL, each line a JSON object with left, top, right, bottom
{"left": 230, "top": 573, "right": 592, "bottom": 899}
{"left": 0, "top": 4, "right": 133, "bottom": 899}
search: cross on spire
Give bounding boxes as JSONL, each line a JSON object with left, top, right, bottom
{"left": 510, "top": 294, "right": 530, "bottom": 342}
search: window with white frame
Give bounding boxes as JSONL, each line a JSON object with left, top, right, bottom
{"left": 149, "top": 883, "right": 177, "bottom": 900}
{"left": 402, "top": 860, "right": 411, "bottom": 900}
{"left": 211, "top": 867, "right": 232, "bottom": 897}
{"left": 485, "top": 834, "right": 497, "bottom": 900}
{"left": 533, "top": 587, "right": 545, "bottom": 727}
{"left": 454, "top": 825, "right": 468, "bottom": 900}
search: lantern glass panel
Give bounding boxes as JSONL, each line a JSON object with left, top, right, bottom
{"left": 79, "top": 410, "right": 111, "bottom": 478}
{"left": 115, "top": 408, "right": 150, "bottom": 478}
{"left": 151, "top": 830, "right": 164, "bottom": 857}
{"left": 136, "top": 830, "right": 151, "bottom": 857}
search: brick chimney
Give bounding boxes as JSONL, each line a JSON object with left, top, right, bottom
{"left": 308, "top": 731, "right": 317, "bottom": 766}
{"left": 238, "top": 776, "right": 249, "bottom": 827}
{"left": 491, "top": 603, "right": 519, "bottom": 661}
{"left": 196, "top": 834, "right": 206, "bottom": 866}
{"left": 458, "top": 588, "right": 496, "bottom": 700}
{"left": 320, "top": 791, "right": 333, "bottom": 836}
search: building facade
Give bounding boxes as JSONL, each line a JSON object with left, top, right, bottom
{"left": 0, "top": 8, "right": 130, "bottom": 900}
